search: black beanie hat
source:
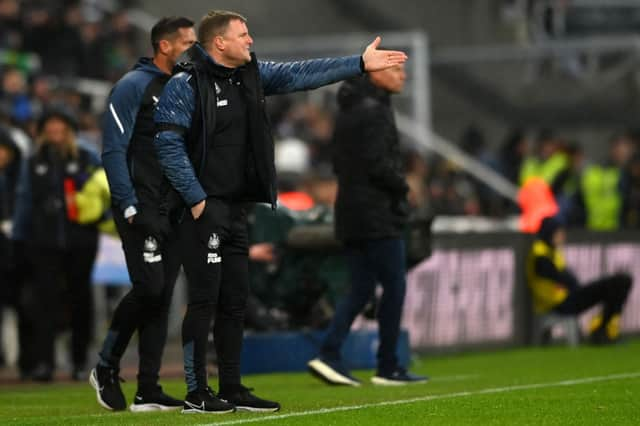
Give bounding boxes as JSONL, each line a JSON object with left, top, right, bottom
{"left": 37, "top": 108, "right": 78, "bottom": 134}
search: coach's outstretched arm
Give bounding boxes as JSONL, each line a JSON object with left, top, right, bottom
{"left": 259, "top": 37, "right": 408, "bottom": 96}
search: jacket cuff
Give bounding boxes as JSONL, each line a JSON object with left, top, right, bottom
{"left": 185, "top": 186, "right": 207, "bottom": 207}
{"left": 118, "top": 195, "right": 138, "bottom": 214}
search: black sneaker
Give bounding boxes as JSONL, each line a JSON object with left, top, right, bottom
{"left": 218, "top": 385, "right": 280, "bottom": 413}
{"left": 130, "top": 385, "right": 183, "bottom": 412}
{"left": 371, "top": 367, "right": 429, "bottom": 386}
{"left": 307, "top": 357, "right": 361, "bottom": 386}
{"left": 182, "top": 387, "right": 236, "bottom": 414}
{"left": 89, "top": 365, "right": 126, "bottom": 411}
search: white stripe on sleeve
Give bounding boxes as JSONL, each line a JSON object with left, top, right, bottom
{"left": 109, "top": 103, "right": 125, "bottom": 135}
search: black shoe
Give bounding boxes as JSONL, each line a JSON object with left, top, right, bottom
{"left": 219, "top": 385, "right": 280, "bottom": 413}
{"left": 130, "top": 385, "right": 183, "bottom": 412}
{"left": 371, "top": 367, "right": 429, "bottom": 386}
{"left": 89, "top": 365, "right": 126, "bottom": 411}
{"left": 307, "top": 357, "right": 361, "bottom": 386}
{"left": 182, "top": 387, "right": 235, "bottom": 414}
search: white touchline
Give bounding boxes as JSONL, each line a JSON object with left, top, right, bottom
{"left": 199, "top": 372, "right": 640, "bottom": 426}
{"left": 109, "top": 103, "right": 125, "bottom": 135}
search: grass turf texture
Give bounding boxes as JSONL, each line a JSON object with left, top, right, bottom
{"left": 1, "top": 340, "right": 639, "bottom": 425}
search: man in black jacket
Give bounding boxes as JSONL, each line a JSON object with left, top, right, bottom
{"left": 90, "top": 17, "right": 195, "bottom": 412}
{"left": 308, "top": 64, "right": 428, "bottom": 386}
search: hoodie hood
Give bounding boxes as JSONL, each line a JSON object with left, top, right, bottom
{"left": 132, "top": 57, "right": 166, "bottom": 77}
{"left": 537, "top": 216, "right": 563, "bottom": 246}
{"left": 337, "top": 74, "right": 390, "bottom": 110}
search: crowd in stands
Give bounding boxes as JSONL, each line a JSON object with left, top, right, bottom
{"left": 268, "top": 92, "right": 640, "bottom": 233}
{"left": 0, "top": 0, "right": 143, "bottom": 149}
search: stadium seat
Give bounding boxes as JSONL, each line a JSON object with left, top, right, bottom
{"left": 533, "top": 313, "right": 581, "bottom": 347}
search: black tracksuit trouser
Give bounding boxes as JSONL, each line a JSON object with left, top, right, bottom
{"left": 98, "top": 212, "right": 181, "bottom": 390}
{"left": 30, "top": 241, "right": 98, "bottom": 371}
{"left": 179, "top": 198, "right": 249, "bottom": 393}
{"left": 554, "top": 273, "right": 633, "bottom": 327}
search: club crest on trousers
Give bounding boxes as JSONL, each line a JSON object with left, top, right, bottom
{"left": 208, "top": 233, "right": 220, "bottom": 250}
{"left": 144, "top": 236, "right": 158, "bottom": 252}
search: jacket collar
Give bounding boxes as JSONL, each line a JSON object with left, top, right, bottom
{"left": 177, "top": 42, "right": 240, "bottom": 79}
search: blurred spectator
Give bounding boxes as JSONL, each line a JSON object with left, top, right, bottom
{"left": 0, "top": 0, "right": 23, "bottom": 50}
{"left": 28, "top": 74, "right": 54, "bottom": 117}
{"left": 429, "top": 160, "right": 482, "bottom": 216}
{"left": 1, "top": 67, "right": 33, "bottom": 125}
{"left": 520, "top": 129, "right": 569, "bottom": 194}
{"left": 277, "top": 100, "right": 335, "bottom": 171}
{"left": 554, "top": 142, "right": 585, "bottom": 226}
{"left": 247, "top": 203, "right": 346, "bottom": 330}
{"left": 579, "top": 133, "right": 634, "bottom": 231}
{"left": 79, "top": 20, "right": 109, "bottom": 79}
{"left": 103, "top": 10, "right": 139, "bottom": 81}
{"left": 624, "top": 152, "right": 640, "bottom": 228}
{"left": 12, "top": 109, "right": 102, "bottom": 381}
{"left": 0, "top": 125, "right": 22, "bottom": 367}
{"left": 404, "top": 150, "right": 429, "bottom": 210}
{"left": 301, "top": 171, "right": 338, "bottom": 207}
{"left": 496, "top": 128, "right": 529, "bottom": 214}
{"left": 460, "top": 125, "right": 506, "bottom": 216}
{"left": 498, "top": 127, "right": 529, "bottom": 186}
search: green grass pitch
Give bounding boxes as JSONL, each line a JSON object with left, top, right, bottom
{"left": 1, "top": 339, "right": 639, "bottom": 425}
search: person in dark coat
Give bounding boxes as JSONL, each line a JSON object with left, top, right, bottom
{"left": 13, "top": 109, "right": 101, "bottom": 381}
{"left": 308, "top": 64, "right": 428, "bottom": 386}
{"left": 0, "top": 125, "right": 22, "bottom": 367}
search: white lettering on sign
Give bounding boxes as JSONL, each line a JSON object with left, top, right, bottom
{"left": 401, "top": 248, "right": 515, "bottom": 349}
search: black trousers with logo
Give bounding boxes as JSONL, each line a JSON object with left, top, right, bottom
{"left": 97, "top": 211, "right": 181, "bottom": 391}
{"left": 179, "top": 198, "right": 249, "bottom": 393}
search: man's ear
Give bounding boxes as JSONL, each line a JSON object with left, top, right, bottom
{"left": 213, "top": 35, "right": 225, "bottom": 51}
{"left": 158, "top": 39, "right": 171, "bottom": 55}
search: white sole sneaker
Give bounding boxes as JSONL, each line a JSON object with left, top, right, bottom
{"left": 234, "top": 405, "right": 280, "bottom": 413}
{"left": 371, "top": 375, "right": 429, "bottom": 386}
{"left": 89, "top": 368, "right": 115, "bottom": 411}
{"left": 307, "top": 359, "right": 361, "bottom": 386}
{"left": 129, "top": 403, "right": 182, "bottom": 412}
{"left": 181, "top": 407, "right": 235, "bottom": 414}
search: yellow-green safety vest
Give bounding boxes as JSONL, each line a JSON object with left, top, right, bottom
{"left": 581, "top": 165, "right": 621, "bottom": 231}
{"left": 519, "top": 152, "right": 569, "bottom": 187}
